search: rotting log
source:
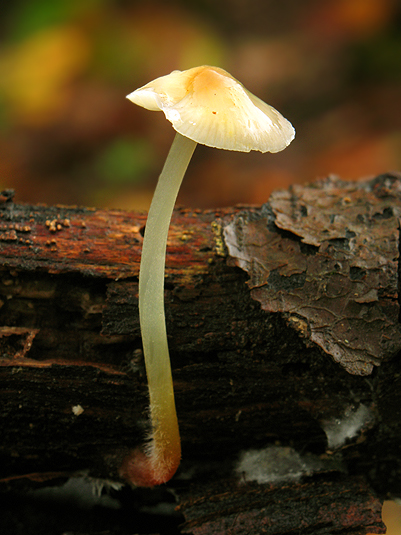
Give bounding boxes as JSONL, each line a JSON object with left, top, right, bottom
{"left": 0, "top": 174, "right": 401, "bottom": 534}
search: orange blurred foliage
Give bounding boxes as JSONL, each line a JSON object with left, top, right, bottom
{"left": 0, "top": 25, "right": 91, "bottom": 125}
{"left": 306, "top": 0, "right": 396, "bottom": 38}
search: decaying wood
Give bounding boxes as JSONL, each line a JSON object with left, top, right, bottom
{"left": 179, "top": 474, "right": 384, "bottom": 535}
{"left": 0, "top": 174, "right": 400, "bottom": 534}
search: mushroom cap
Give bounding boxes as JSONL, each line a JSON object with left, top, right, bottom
{"left": 127, "top": 66, "right": 295, "bottom": 153}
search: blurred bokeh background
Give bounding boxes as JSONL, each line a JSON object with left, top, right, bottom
{"left": 0, "top": 0, "right": 400, "bottom": 211}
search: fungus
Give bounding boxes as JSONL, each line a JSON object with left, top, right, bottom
{"left": 121, "top": 66, "right": 295, "bottom": 487}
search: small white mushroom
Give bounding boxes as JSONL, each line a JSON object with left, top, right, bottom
{"left": 128, "top": 65, "right": 295, "bottom": 153}
{"left": 121, "top": 65, "right": 295, "bottom": 487}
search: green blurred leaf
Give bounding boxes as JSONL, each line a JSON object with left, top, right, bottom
{"left": 7, "top": 0, "right": 104, "bottom": 41}
{"left": 94, "top": 138, "right": 155, "bottom": 185}
{"left": 351, "top": 30, "right": 401, "bottom": 82}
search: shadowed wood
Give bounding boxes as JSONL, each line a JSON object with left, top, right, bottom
{"left": 1, "top": 174, "right": 400, "bottom": 534}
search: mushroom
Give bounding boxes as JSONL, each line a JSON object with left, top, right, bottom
{"left": 121, "top": 65, "right": 295, "bottom": 487}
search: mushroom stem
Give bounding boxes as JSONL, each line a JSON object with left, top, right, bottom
{"left": 129, "top": 132, "right": 197, "bottom": 486}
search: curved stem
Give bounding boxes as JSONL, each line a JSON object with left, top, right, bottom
{"left": 131, "top": 133, "right": 197, "bottom": 485}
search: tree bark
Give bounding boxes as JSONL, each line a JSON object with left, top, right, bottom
{"left": 1, "top": 174, "right": 400, "bottom": 534}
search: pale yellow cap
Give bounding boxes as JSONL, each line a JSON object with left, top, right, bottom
{"left": 127, "top": 66, "right": 295, "bottom": 153}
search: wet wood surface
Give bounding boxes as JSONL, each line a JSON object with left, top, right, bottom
{"left": 1, "top": 174, "right": 400, "bottom": 534}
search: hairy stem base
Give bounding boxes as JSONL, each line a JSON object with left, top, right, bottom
{"left": 123, "top": 133, "right": 197, "bottom": 486}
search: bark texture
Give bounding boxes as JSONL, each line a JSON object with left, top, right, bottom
{"left": 1, "top": 174, "right": 400, "bottom": 534}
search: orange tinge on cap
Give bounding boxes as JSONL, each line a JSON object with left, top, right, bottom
{"left": 127, "top": 65, "right": 295, "bottom": 154}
